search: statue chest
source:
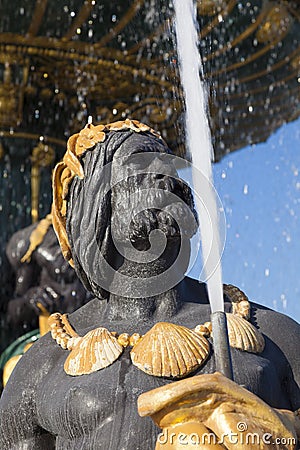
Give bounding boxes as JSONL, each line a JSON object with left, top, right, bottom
{"left": 36, "top": 349, "right": 166, "bottom": 448}
{"left": 35, "top": 338, "right": 289, "bottom": 449}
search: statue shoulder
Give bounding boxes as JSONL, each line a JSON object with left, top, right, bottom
{"left": 66, "top": 297, "right": 107, "bottom": 332}
{"left": 0, "top": 332, "right": 57, "bottom": 449}
{"left": 252, "top": 303, "right": 300, "bottom": 338}
{"left": 6, "top": 223, "right": 37, "bottom": 267}
{"left": 252, "top": 303, "right": 300, "bottom": 393}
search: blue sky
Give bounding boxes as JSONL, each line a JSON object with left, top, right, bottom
{"left": 185, "top": 117, "right": 300, "bottom": 323}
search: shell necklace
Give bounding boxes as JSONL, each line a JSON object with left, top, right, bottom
{"left": 48, "top": 285, "right": 265, "bottom": 378}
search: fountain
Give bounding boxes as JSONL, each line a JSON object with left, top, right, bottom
{"left": 174, "top": 0, "right": 233, "bottom": 379}
{"left": 0, "top": 2, "right": 300, "bottom": 449}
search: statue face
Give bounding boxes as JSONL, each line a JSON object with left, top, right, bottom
{"left": 110, "top": 146, "right": 198, "bottom": 252}
{"left": 64, "top": 130, "right": 198, "bottom": 298}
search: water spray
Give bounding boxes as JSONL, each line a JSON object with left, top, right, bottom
{"left": 173, "top": 0, "right": 233, "bottom": 379}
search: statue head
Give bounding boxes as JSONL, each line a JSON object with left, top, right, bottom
{"left": 52, "top": 120, "right": 198, "bottom": 299}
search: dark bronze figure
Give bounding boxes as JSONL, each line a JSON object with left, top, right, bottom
{"left": 5, "top": 215, "right": 90, "bottom": 334}
{"left": 0, "top": 120, "right": 299, "bottom": 449}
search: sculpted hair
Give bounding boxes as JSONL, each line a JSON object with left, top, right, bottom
{"left": 52, "top": 121, "right": 198, "bottom": 298}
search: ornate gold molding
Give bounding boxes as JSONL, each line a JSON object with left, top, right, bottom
{"left": 0, "top": 0, "right": 299, "bottom": 160}
{"left": 31, "top": 142, "right": 55, "bottom": 222}
{"left": 0, "top": 131, "right": 65, "bottom": 147}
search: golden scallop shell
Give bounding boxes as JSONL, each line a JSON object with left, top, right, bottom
{"left": 64, "top": 327, "right": 123, "bottom": 376}
{"left": 226, "top": 313, "right": 265, "bottom": 353}
{"left": 130, "top": 322, "right": 210, "bottom": 378}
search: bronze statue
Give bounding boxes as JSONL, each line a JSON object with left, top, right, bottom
{"left": 5, "top": 214, "right": 91, "bottom": 334}
{"left": 0, "top": 120, "right": 299, "bottom": 449}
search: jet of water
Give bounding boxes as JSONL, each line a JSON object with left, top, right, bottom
{"left": 174, "top": 0, "right": 224, "bottom": 313}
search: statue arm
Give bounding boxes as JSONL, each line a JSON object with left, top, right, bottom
{"left": 254, "top": 307, "right": 300, "bottom": 411}
{"left": 0, "top": 338, "right": 56, "bottom": 449}
{"left": 0, "top": 392, "right": 55, "bottom": 449}
{"left": 6, "top": 224, "right": 37, "bottom": 268}
{"left": 138, "top": 372, "right": 299, "bottom": 449}
{"left": 279, "top": 315, "right": 300, "bottom": 412}
{"left": 13, "top": 263, "right": 36, "bottom": 296}
{"left": 0, "top": 433, "right": 55, "bottom": 450}
{"left": 6, "top": 224, "right": 40, "bottom": 296}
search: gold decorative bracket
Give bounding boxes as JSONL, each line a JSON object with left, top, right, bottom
{"left": 31, "top": 142, "right": 55, "bottom": 222}
{"left": 0, "top": 54, "right": 29, "bottom": 128}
